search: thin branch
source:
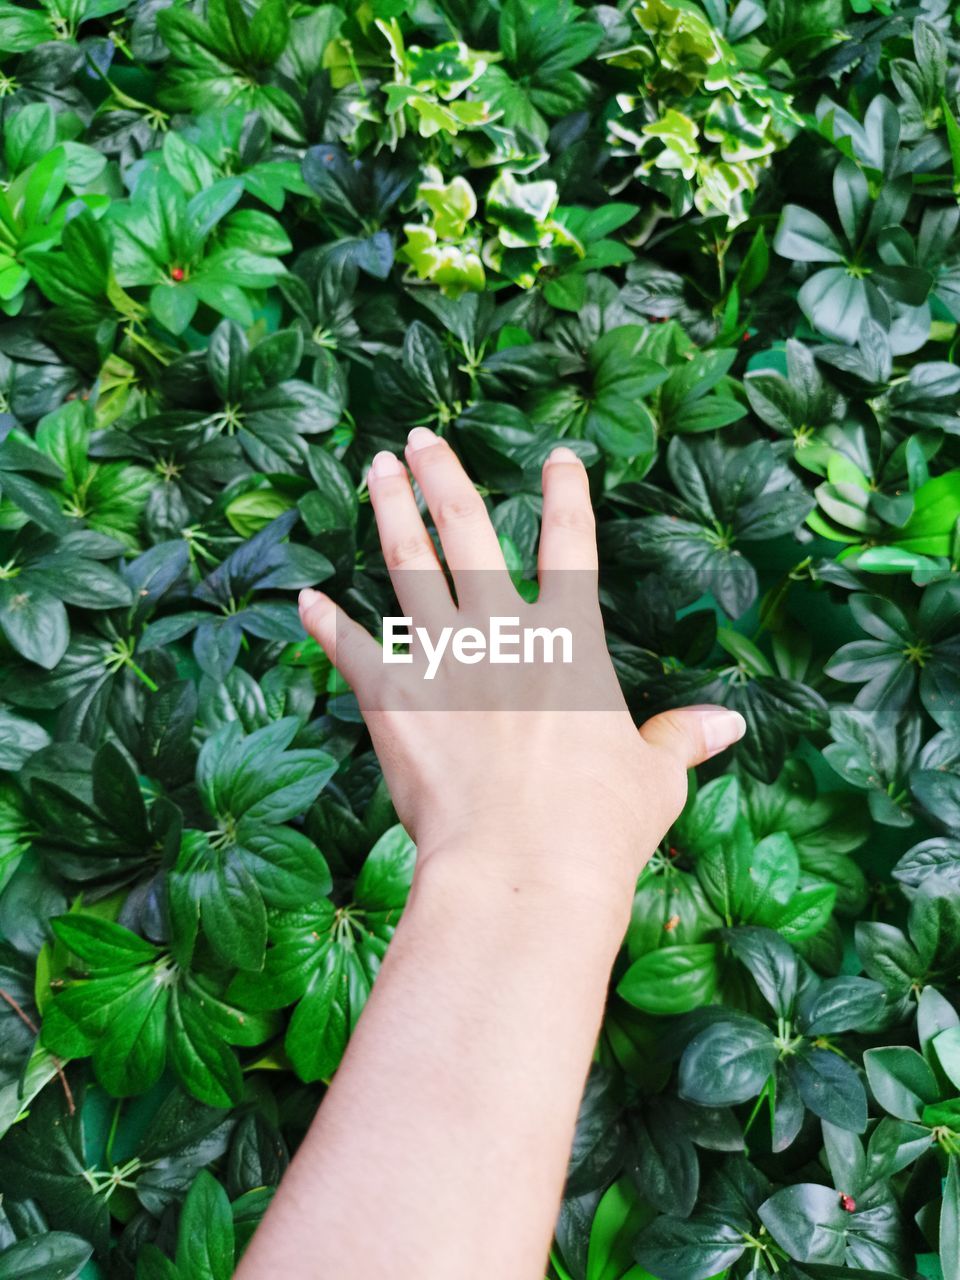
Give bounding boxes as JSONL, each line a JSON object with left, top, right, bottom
{"left": 55, "top": 1062, "right": 77, "bottom": 1116}
{"left": 0, "top": 987, "right": 76, "bottom": 1116}
{"left": 0, "top": 985, "right": 38, "bottom": 1034}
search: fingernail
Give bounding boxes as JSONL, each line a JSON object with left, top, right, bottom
{"left": 701, "top": 709, "right": 747, "bottom": 756}
{"left": 406, "top": 426, "right": 439, "bottom": 452}
{"left": 368, "top": 451, "right": 404, "bottom": 480}
{"left": 299, "top": 588, "right": 329, "bottom": 613}
{"left": 547, "top": 446, "right": 580, "bottom": 465}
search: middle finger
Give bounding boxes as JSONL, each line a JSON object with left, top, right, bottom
{"left": 403, "top": 428, "right": 508, "bottom": 608}
{"left": 367, "top": 449, "right": 454, "bottom": 633}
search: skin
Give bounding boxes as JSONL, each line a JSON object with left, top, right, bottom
{"left": 234, "top": 427, "right": 745, "bottom": 1280}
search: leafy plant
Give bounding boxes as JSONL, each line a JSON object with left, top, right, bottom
{"left": 619, "top": 772, "right": 855, "bottom": 1016}
{"left": 774, "top": 154, "right": 932, "bottom": 353}
{"left": 607, "top": 0, "right": 799, "bottom": 224}
{"left": 228, "top": 823, "right": 415, "bottom": 1081}
{"left": 825, "top": 584, "right": 960, "bottom": 730}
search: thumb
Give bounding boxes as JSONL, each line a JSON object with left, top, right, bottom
{"left": 639, "top": 704, "right": 747, "bottom": 769}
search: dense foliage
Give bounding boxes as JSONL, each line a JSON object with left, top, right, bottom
{"left": 0, "top": 0, "right": 959, "bottom": 1277}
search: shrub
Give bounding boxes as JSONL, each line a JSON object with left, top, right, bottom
{"left": 0, "top": 2, "right": 959, "bottom": 1278}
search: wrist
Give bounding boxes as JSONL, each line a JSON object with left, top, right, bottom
{"left": 407, "top": 833, "right": 636, "bottom": 950}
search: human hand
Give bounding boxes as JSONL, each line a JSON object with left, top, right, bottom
{"left": 299, "top": 428, "right": 745, "bottom": 919}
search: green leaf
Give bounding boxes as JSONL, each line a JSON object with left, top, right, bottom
{"left": 679, "top": 775, "right": 741, "bottom": 850}
{"left": 150, "top": 281, "right": 198, "bottom": 334}
{"left": 587, "top": 1179, "right": 650, "bottom": 1280}
{"left": 865, "top": 1116, "right": 934, "bottom": 1182}
{"left": 51, "top": 915, "right": 159, "bottom": 973}
{"left": 774, "top": 206, "right": 846, "bottom": 263}
{"left": 633, "top": 1213, "right": 745, "bottom": 1280}
{"left": 403, "top": 320, "right": 453, "bottom": 406}
{"left": 22, "top": 149, "right": 67, "bottom": 227}
{"left": 92, "top": 971, "right": 169, "bottom": 1096}
{"left": 943, "top": 1157, "right": 960, "bottom": 1280}
{"left": 170, "top": 986, "right": 243, "bottom": 1107}
{"left": 798, "top": 269, "right": 878, "bottom": 345}
{"left": 800, "top": 976, "right": 888, "bottom": 1036}
{"left": 0, "top": 5, "right": 52, "bottom": 52}
{"left": 790, "top": 1048, "right": 868, "bottom": 1132}
{"left": 92, "top": 741, "right": 149, "bottom": 844}
{"left": 918, "top": 986, "right": 960, "bottom": 1057}
{"left": 202, "top": 856, "right": 268, "bottom": 970}
{"left": 4, "top": 103, "right": 56, "bottom": 174}
{"left": 933, "top": 1027, "right": 960, "bottom": 1092}
{"left": 585, "top": 326, "right": 667, "bottom": 457}
{"left": 544, "top": 273, "right": 587, "bottom": 311}
{"left": 354, "top": 824, "right": 416, "bottom": 911}
{"left": 0, "top": 582, "right": 68, "bottom": 669}
{"left": 694, "top": 822, "right": 751, "bottom": 922}
{"left": 0, "top": 1233, "right": 93, "bottom": 1280}
{"left": 759, "top": 1183, "right": 847, "bottom": 1264}
{"left": 285, "top": 952, "right": 351, "bottom": 1082}
{"left": 736, "top": 227, "right": 769, "bottom": 295}
{"left": 680, "top": 1017, "right": 777, "bottom": 1106}
{"left": 617, "top": 944, "right": 719, "bottom": 1015}
{"left": 0, "top": 707, "right": 51, "bottom": 770}
{"left": 236, "top": 824, "right": 332, "bottom": 908}
{"left": 943, "top": 99, "right": 960, "bottom": 193}
{"left": 722, "top": 927, "right": 798, "bottom": 1018}
{"left": 864, "top": 1046, "right": 940, "bottom": 1121}
{"left": 136, "top": 1245, "right": 180, "bottom": 1280}
{"left": 738, "top": 831, "right": 800, "bottom": 922}
{"left": 175, "top": 1170, "right": 235, "bottom": 1280}
{"left": 214, "top": 728, "right": 336, "bottom": 820}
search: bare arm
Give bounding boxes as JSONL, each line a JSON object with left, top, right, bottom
{"left": 234, "top": 430, "right": 745, "bottom": 1280}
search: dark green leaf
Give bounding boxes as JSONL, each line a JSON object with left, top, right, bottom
{"left": 680, "top": 1018, "right": 777, "bottom": 1106}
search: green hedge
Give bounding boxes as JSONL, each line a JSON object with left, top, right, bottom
{"left": 0, "top": 1, "right": 959, "bottom": 1277}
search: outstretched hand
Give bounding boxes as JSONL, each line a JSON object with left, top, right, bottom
{"left": 299, "top": 427, "right": 745, "bottom": 915}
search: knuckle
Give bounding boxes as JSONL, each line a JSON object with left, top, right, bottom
{"left": 549, "top": 504, "right": 595, "bottom": 535}
{"left": 415, "top": 440, "right": 451, "bottom": 470}
{"left": 386, "top": 534, "right": 432, "bottom": 569}
{"left": 374, "top": 474, "right": 410, "bottom": 500}
{"left": 435, "top": 493, "right": 485, "bottom": 529}
{"left": 662, "top": 710, "right": 701, "bottom": 753}
{"left": 332, "top": 634, "right": 354, "bottom": 667}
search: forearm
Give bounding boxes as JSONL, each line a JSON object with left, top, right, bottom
{"left": 235, "top": 845, "right": 632, "bottom": 1280}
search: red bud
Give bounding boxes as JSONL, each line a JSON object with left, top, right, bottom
{"left": 170, "top": 266, "right": 185, "bottom": 282}
{"left": 839, "top": 1193, "right": 856, "bottom": 1213}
